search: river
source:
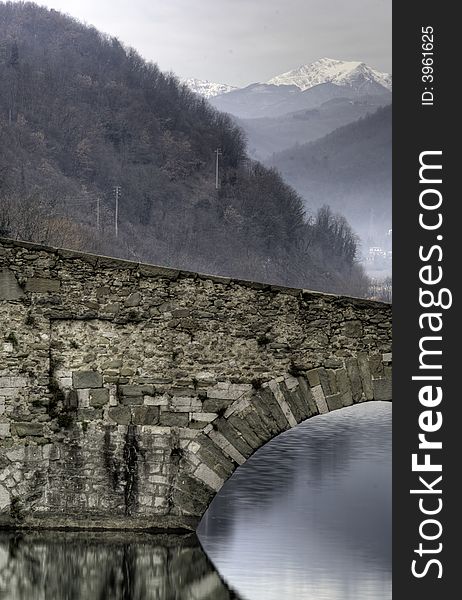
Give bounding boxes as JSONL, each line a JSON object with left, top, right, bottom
{"left": 0, "top": 402, "right": 391, "bottom": 599}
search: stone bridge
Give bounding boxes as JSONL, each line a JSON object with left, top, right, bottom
{"left": 0, "top": 238, "right": 392, "bottom": 531}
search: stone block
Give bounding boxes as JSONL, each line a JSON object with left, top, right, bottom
{"left": 0, "top": 268, "right": 24, "bottom": 300}
{"left": 0, "top": 376, "right": 28, "bottom": 388}
{"left": 170, "top": 397, "right": 202, "bottom": 412}
{"left": 120, "top": 396, "right": 144, "bottom": 406}
{"left": 108, "top": 406, "right": 132, "bottom": 425}
{"left": 306, "top": 369, "right": 320, "bottom": 387}
{"left": 194, "top": 463, "right": 224, "bottom": 492}
{"left": 321, "top": 369, "right": 338, "bottom": 396}
{"left": 124, "top": 292, "right": 142, "bottom": 307}
{"left": 326, "top": 393, "right": 343, "bottom": 411}
{"left": 0, "top": 423, "right": 11, "bottom": 438}
{"left": 158, "top": 412, "right": 189, "bottom": 427}
{"left": 0, "top": 388, "right": 19, "bottom": 399}
{"left": 296, "top": 377, "right": 319, "bottom": 417}
{"left": 311, "top": 385, "right": 328, "bottom": 414}
{"left": 73, "top": 371, "right": 103, "bottom": 389}
{"left": 202, "top": 397, "right": 234, "bottom": 413}
{"left": 345, "top": 358, "right": 363, "bottom": 402}
{"left": 324, "top": 357, "right": 343, "bottom": 369}
{"left": 215, "top": 420, "right": 253, "bottom": 458}
{"left": 342, "top": 320, "right": 363, "bottom": 338}
{"left": 172, "top": 309, "right": 190, "bottom": 318}
{"left": 25, "top": 277, "right": 60, "bottom": 293}
{"left": 132, "top": 406, "right": 159, "bottom": 425}
{"left": 76, "top": 389, "right": 90, "bottom": 408}
{"left": 369, "top": 354, "right": 384, "bottom": 377}
{"left": 206, "top": 384, "right": 250, "bottom": 401}
{"left": 13, "top": 422, "right": 44, "bottom": 437}
{"left": 6, "top": 446, "right": 25, "bottom": 461}
{"left": 77, "top": 408, "right": 102, "bottom": 421}
{"left": 0, "top": 484, "right": 10, "bottom": 510}
{"left": 89, "top": 388, "right": 109, "bottom": 407}
{"left": 42, "top": 444, "right": 60, "bottom": 461}
{"left": 119, "top": 385, "right": 143, "bottom": 397}
{"left": 144, "top": 394, "right": 168, "bottom": 406}
{"left": 373, "top": 378, "right": 392, "bottom": 401}
{"left": 120, "top": 367, "right": 135, "bottom": 377}
{"left": 357, "top": 354, "right": 374, "bottom": 400}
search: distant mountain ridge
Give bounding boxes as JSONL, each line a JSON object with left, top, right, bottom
{"left": 183, "top": 58, "right": 391, "bottom": 100}
{"left": 182, "top": 77, "right": 237, "bottom": 99}
{"left": 267, "top": 58, "right": 392, "bottom": 92}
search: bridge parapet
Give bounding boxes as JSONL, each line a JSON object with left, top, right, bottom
{"left": 0, "top": 238, "right": 391, "bottom": 530}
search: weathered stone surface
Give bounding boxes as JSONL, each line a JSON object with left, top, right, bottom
{"left": 369, "top": 354, "right": 384, "bottom": 377}
{"left": 335, "top": 368, "right": 353, "bottom": 406}
{"left": 326, "top": 393, "right": 343, "bottom": 411}
{"left": 108, "top": 406, "right": 131, "bottom": 425}
{"left": 73, "top": 371, "right": 103, "bottom": 389}
{"left": 0, "top": 423, "right": 11, "bottom": 438}
{"left": 170, "top": 397, "right": 202, "bottom": 412}
{"left": 342, "top": 320, "right": 363, "bottom": 337}
{"left": 358, "top": 354, "right": 374, "bottom": 400}
{"left": 132, "top": 406, "right": 159, "bottom": 425}
{"left": 311, "top": 385, "right": 328, "bottom": 414}
{"left": 306, "top": 369, "right": 320, "bottom": 387}
{"left": 158, "top": 412, "right": 188, "bottom": 427}
{"left": 89, "top": 388, "right": 109, "bottom": 407}
{"left": 119, "top": 385, "right": 142, "bottom": 397}
{"left": 25, "top": 277, "right": 60, "bottom": 293}
{"left": 0, "top": 376, "right": 28, "bottom": 388}
{"left": 296, "top": 377, "right": 319, "bottom": 417}
{"left": 0, "top": 238, "right": 391, "bottom": 532}
{"left": 345, "top": 358, "right": 363, "bottom": 402}
{"left": 124, "top": 292, "right": 142, "bottom": 307}
{"left": 0, "top": 268, "right": 24, "bottom": 300}
{"left": 316, "top": 368, "right": 337, "bottom": 396}
{"left": 0, "top": 484, "right": 10, "bottom": 510}
{"left": 202, "top": 397, "right": 233, "bottom": 413}
{"left": 13, "top": 422, "right": 44, "bottom": 437}
{"left": 77, "top": 408, "right": 102, "bottom": 421}
{"left": 373, "top": 377, "right": 392, "bottom": 401}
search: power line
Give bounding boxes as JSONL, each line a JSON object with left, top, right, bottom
{"left": 96, "top": 198, "right": 100, "bottom": 231}
{"left": 114, "top": 186, "right": 121, "bottom": 237}
{"left": 214, "top": 148, "right": 222, "bottom": 190}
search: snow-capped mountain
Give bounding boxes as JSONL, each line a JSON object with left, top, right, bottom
{"left": 182, "top": 78, "right": 238, "bottom": 99}
{"left": 267, "top": 58, "right": 392, "bottom": 92}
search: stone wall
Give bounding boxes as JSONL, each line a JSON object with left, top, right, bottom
{"left": 0, "top": 238, "right": 392, "bottom": 530}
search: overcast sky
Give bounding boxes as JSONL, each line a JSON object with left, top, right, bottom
{"left": 29, "top": 0, "right": 391, "bottom": 87}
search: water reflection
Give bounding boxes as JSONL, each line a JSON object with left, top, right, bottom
{"left": 0, "top": 531, "right": 240, "bottom": 600}
{"left": 198, "top": 402, "right": 392, "bottom": 600}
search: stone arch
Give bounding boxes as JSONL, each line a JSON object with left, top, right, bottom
{"left": 171, "top": 354, "right": 392, "bottom": 529}
{"left": 0, "top": 238, "right": 391, "bottom": 531}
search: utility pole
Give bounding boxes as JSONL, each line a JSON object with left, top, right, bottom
{"left": 214, "top": 148, "right": 222, "bottom": 190}
{"left": 96, "top": 198, "right": 100, "bottom": 232}
{"left": 114, "top": 186, "right": 121, "bottom": 238}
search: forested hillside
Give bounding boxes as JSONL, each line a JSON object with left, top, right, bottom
{"left": 0, "top": 1, "right": 368, "bottom": 295}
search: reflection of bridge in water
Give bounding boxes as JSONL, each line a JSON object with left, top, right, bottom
{"left": 0, "top": 531, "right": 241, "bottom": 599}
{"left": 0, "top": 238, "right": 391, "bottom": 531}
